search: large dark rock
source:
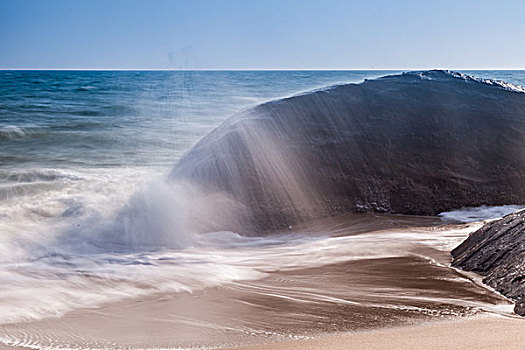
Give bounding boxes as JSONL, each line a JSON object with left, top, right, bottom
{"left": 452, "top": 210, "right": 525, "bottom": 315}
{"left": 171, "top": 70, "right": 525, "bottom": 233}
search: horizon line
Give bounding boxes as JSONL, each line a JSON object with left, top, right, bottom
{"left": 2, "top": 67, "right": 525, "bottom": 72}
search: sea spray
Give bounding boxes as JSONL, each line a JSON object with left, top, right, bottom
{"left": 57, "top": 179, "right": 245, "bottom": 252}
{"left": 0, "top": 171, "right": 258, "bottom": 323}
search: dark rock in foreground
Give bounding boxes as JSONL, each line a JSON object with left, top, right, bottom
{"left": 171, "top": 70, "right": 525, "bottom": 233}
{"left": 452, "top": 210, "right": 525, "bottom": 316}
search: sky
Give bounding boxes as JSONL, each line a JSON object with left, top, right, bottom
{"left": 1, "top": 0, "right": 525, "bottom": 70}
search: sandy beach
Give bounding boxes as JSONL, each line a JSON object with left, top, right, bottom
{"left": 229, "top": 316, "right": 524, "bottom": 350}
{"left": 3, "top": 315, "right": 522, "bottom": 350}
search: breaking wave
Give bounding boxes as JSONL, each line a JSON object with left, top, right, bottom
{"left": 0, "top": 126, "right": 28, "bottom": 139}
{"left": 1, "top": 70, "right": 524, "bottom": 329}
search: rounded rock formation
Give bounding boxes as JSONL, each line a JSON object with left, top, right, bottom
{"left": 171, "top": 70, "right": 525, "bottom": 233}
{"left": 452, "top": 209, "right": 525, "bottom": 316}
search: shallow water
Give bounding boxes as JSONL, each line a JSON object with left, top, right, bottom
{"left": 1, "top": 70, "right": 525, "bottom": 348}
{"left": 0, "top": 215, "right": 515, "bottom": 349}
{"left": 2, "top": 70, "right": 405, "bottom": 325}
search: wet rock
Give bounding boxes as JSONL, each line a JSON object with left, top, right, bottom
{"left": 452, "top": 209, "right": 525, "bottom": 316}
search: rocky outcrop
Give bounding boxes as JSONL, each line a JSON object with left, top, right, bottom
{"left": 452, "top": 210, "right": 525, "bottom": 316}
{"left": 171, "top": 70, "right": 525, "bottom": 233}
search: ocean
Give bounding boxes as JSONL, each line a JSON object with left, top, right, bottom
{"left": 1, "top": 70, "right": 524, "bottom": 349}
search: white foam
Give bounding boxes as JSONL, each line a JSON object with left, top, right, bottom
{"left": 405, "top": 70, "right": 525, "bottom": 93}
{"left": 0, "top": 125, "right": 27, "bottom": 139}
{"left": 438, "top": 205, "right": 525, "bottom": 223}
{"left": 0, "top": 213, "right": 481, "bottom": 324}
{"left": 0, "top": 164, "right": 518, "bottom": 325}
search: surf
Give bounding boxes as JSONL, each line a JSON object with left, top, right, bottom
{"left": 1, "top": 71, "right": 524, "bottom": 349}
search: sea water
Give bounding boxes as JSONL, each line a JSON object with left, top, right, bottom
{"left": 1, "top": 70, "right": 524, "bottom": 326}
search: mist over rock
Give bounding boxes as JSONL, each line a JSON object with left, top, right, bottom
{"left": 171, "top": 70, "right": 525, "bottom": 233}
{"left": 452, "top": 210, "right": 525, "bottom": 316}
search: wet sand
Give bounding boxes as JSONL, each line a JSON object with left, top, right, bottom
{"left": 0, "top": 215, "right": 518, "bottom": 349}
{"left": 0, "top": 256, "right": 511, "bottom": 349}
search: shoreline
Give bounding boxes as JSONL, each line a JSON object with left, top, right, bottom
{"left": 0, "top": 216, "right": 518, "bottom": 349}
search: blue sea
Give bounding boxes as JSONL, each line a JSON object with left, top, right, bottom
{"left": 2, "top": 70, "right": 525, "bottom": 169}
{"left": 1, "top": 70, "right": 524, "bottom": 346}
{"left": 0, "top": 70, "right": 392, "bottom": 168}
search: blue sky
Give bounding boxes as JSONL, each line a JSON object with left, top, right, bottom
{"left": 1, "top": 0, "right": 524, "bottom": 69}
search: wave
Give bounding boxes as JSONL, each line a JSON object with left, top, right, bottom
{"left": 0, "top": 155, "right": 518, "bottom": 325}
{"left": 0, "top": 182, "right": 66, "bottom": 201}
{"left": 75, "top": 85, "right": 97, "bottom": 91}
{"left": 0, "top": 120, "right": 116, "bottom": 141}
{"left": 0, "top": 169, "right": 84, "bottom": 202}
{"left": 0, "top": 126, "right": 28, "bottom": 139}
{"left": 2, "top": 70, "right": 525, "bottom": 326}
{"left": 171, "top": 70, "right": 525, "bottom": 233}
{"left": 46, "top": 121, "right": 104, "bottom": 130}
{"left": 402, "top": 70, "right": 525, "bottom": 93}
{"left": 0, "top": 124, "right": 63, "bottom": 140}
{"left": 0, "top": 214, "right": 489, "bottom": 324}
{"left": 0, "top": 168, "right": 83, "bottom": 183}
{"left": 12, "top": 103, "right": 52, "bottom": 110}
{"left": 75, "top": 105, "right": 138, "bottom": 117}
{"left": 443, "top": 70, "right": 525, "bottom": 93}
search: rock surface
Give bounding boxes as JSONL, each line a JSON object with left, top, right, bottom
{"left": 452, "top": 210, "right": 525, "bottom": 316}
{"left": 171, "top": 70, "right": 525, "bottom": 233}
